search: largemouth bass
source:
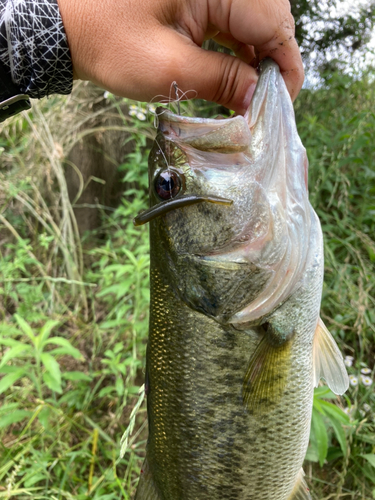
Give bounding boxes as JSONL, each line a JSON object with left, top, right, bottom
{"left": 134, "top": 59, "right": 349, "bottom": 500}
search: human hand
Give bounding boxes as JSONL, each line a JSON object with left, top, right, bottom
{"left": 57, "top": 0, "right": 304, "bottom": 114}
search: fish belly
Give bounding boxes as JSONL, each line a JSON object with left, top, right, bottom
{"left": 143, "top": 264, "right": 313, "bottom": 500}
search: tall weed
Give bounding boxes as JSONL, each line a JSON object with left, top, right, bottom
{"left": 296, "top": 71, "right": 375, "bottom": 497}
{"left": 0, "top": 91, "right": 152, "bottom": 498}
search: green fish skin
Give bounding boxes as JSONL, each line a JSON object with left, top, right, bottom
{"left": 135, "top": 59, "right": 348, "bottom": 500}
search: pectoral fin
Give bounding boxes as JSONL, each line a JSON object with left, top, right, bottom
{"left": 242, "top": 325, "right": 293, "bottom": 414}
{"left": 134, "top": 458, "right": 162, "bottom": 500}
{"left": 313, "top": 318, "right": 349, "bottom": 395}
{"left": 288, "top": 469, "right": 312, "bottom": 500}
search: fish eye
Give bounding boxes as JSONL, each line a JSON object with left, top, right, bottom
{"left": 154, "top": 169, "right": 182, "bottom": 200}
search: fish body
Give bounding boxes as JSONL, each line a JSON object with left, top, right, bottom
{"left": 135, "top": 59, "right": 348, "bottom": 500}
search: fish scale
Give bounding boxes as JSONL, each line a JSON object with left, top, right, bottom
{"left": 135, "top": 59, "right": 348, "bottom": 500}
{"left": 142, "top": 219, "right": 320, "bottom": 500}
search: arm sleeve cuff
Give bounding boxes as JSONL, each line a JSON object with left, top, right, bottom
{"left": 0, "top": 0, "right": 73, "bottom": 99}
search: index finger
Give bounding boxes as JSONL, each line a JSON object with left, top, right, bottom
{"left": 254, "top": 23, "right": 304, "bottom": 101}
{"left": 208, "top": 0, "right": 304, "bottom": 100}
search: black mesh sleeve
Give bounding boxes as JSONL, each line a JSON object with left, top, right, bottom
{"left": 0, "top": 0, "right": 73, "bottom": 99}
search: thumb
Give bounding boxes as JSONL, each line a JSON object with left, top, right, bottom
{"left": 157, "top": 36, "right": 258, "bottom": 115}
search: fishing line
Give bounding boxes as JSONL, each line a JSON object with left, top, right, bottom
{"left": 149, "top": 83, "right": 198, "bottom": 201}
{"left": 172, "top": 82, "right": 181, "bottom": 115}
{"left": 154, "top": 136, "right": 169, "bottom": 170}
{"left": 148, "top": 85, "right": 198, "bottom": 122}
{"left": 173, "top": 88, "right": 198, "bottom": 103}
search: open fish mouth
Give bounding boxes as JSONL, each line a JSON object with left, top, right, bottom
{"left": 133, "top": 194, "right": 233, "bottom": 226}
{"left": 140, "top": 58, "right": 314, "bottom": 325}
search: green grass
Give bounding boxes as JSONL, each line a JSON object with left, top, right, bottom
{"left": 0, "top": 94, "right": 151, "bottom": 498}
{"left": 295, "top": 70, "right": 375, "bottom": 499}
{"left": 0, "top": 73, "right": 374, "bottom": 499}
{"left": 0, "top": 206, "right": 150, "bottom": 498}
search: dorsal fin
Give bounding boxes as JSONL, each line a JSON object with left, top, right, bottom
{"left": 313, "top": 318, "right": 349, "bottom": 395}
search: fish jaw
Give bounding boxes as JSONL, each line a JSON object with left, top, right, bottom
{"left": 146, "top": 59, "right": 315, "bottom": 323}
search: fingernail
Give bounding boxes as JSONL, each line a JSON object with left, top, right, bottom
{"left": 242, "top": 82, "right": 257, "bottom": 112}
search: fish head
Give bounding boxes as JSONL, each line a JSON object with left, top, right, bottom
{"left": 138, "top": 59, "right": 319, "bottom": 325}
{"left": 146, "top": 119, "right": 270, "bottom": 257}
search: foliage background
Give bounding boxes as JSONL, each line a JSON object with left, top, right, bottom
{"left": 1, "top": 9, "right": 375, "bottom": 496}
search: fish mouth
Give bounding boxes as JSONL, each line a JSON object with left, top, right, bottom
{"left": 133, "top": 194, "right": 233, "bottom": 226}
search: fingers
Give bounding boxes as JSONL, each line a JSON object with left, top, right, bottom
{"left": 212, "top": 33, "right": 256, "bottom": 65}
{"left": 58, "top": 0, "right": 304, "bottom": 109}
{"left": 85, "top": 23, "right": 258, "bottom": 114}
{"left": 255, "top": 35, "right": 303, "bottom": 102}
{"left": 241, "top": 0, "right": 304, "bottom": 100}
{"left": 206, "top": 0, "right": 304, "bottom": 101}
{"left": 151, "top": 31, "right": 258, "bottom": 115}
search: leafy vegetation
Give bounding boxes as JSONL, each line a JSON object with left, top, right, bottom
{"left": 0, "top": 71, "right": 374, "bottom": 499}
{"left": 0, "top": 96, "right": 151, "bottom": 498}
{"left": 295, "top": 70, "right": 375, "bottom": 498}
{"left": 290, "top": 0, "right": 375, "bottom": 72}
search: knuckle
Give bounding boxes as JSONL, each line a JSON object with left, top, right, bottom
{"left": 212, "top": 57, "right": 243, "bottom": 106}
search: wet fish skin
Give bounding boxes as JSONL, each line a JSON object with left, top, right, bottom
{"left": 142, "top": 237, "right": 320, "bottom": 500}
{"left": 135, "top": 59, "right": 348, "bottom": 500}
{"left": 141, "top": 219, "right": 321, "bottom": 500}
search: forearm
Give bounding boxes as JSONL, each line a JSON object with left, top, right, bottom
{"left": 0, "top": 0, "right": 73, "bottom": 98}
